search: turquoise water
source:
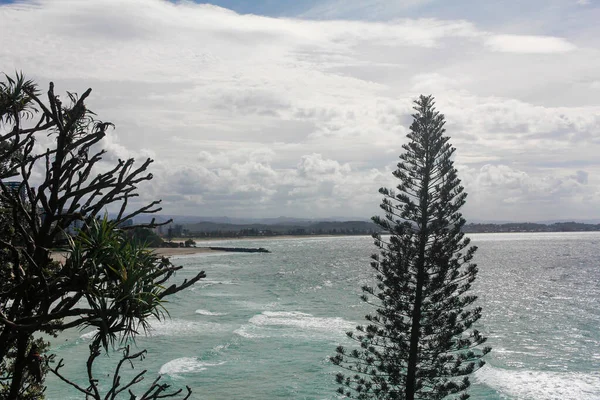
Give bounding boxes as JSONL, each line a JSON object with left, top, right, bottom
{"left": 45, "top": 232, "right": 600, "bottom": 399}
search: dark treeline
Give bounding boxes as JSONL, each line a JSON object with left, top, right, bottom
{"left": 159, "top": 220, "right": 600, "bottom": 238}
{"left": 178, "top": 220, "right": 381, "bottom": 238}
{"left": 463, "top": 221, "right": 600, "bottom": 233}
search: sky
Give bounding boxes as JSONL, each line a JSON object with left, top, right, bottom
{"left": 1, "top": 0, "right": 599, "bottom": 222}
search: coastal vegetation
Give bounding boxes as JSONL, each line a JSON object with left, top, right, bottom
{"left": 462, "top": 221, "right": 600, "bottom": 233}
{"left": 331, "top": 96, "right": 490, "bottom": 399}
{"left": 0, "top": 73, "right": 566, "bottom": 399}
{"left": 155, "top": 220, "right": 600, "bottom": 239}
{"left": 174, "top": 220, "right": 381, "bottom": 238}
{"left": 0, "top": 74, "right": 203, "bottom": 399}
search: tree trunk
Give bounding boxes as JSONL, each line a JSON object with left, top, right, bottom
{"left": 406, "top": 141, "right": 432, "bottom": 400}
{"left": 8, "top": 333, "right": 29, "bottom": 399}
{"left": 405, "top": 253, "right": 425, "bottom": 400}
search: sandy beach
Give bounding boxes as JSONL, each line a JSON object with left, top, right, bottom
{"left": 50, "top": 235, "right": 364, "bottom": 263}
{"left": 50, "top": 246, "right": 223, "bottom": 263}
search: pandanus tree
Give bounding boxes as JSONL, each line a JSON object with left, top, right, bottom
{"left": 332, "top": 95, "right": 490, "bottom": 400}
{"left": 0, "top": 73, "right": 205, "bottom": 399}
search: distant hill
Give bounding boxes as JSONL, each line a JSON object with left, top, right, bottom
{"left": 463, "top": 221, "right": 600, "bottom": 233}
{"left": 181, "top": 220, "right": 380, "bottom": 237}
{"left": 133, "top": 214, "right": 371, "bottom": 226}
{"left": 133, "top": 214, "right": 600, "bottom": 226}
{"left": 130, "top": 214, "right": 600, "bottom": 238}
{"left": 182, "top": 220, "right": 600, "bottom": 238}
{"left": 468, "top": 218, "right": 600, "bottom": 225}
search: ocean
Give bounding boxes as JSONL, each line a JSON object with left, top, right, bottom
{"left": 44, "top": 232, "right": 600, "bottom": 399}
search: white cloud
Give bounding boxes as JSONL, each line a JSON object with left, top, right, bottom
{"left": 297, "top": 153, "right": 351, "bottom": 177}
{"left": 459, "top": 164, "right": 599, "bottom": 221}
{"left": 301, "top": 0, "right": 437, "bottom": 20}
{"left": 1, "top": 0, "right": 599, "bottom": 220}
{"left": 484, "top": 34, "right": 576, "bottom": 53}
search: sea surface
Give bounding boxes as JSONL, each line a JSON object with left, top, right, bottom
{"left": 45, "top": 232, "right": 600, "bottom": 399}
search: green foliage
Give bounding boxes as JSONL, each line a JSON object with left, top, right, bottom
{"left": 0, "top": 338, "right": 50, "bottom": 400}
{"left": 66, "top": 218, "right": 173, "bottom": 348}
{"left": 0, "top": 73, "right": 205, "bottom": 399}
{"left": 49, "top": 218, "right": 196, "bottom": 399}
{"left": 332, "top": 95, "right": 490, "bottom": 400}
{"left": 127, "top": 227, "right": 165, "bottom": 247}
{"left": 0, "top": 73, "right": 36, "bottom": 178}
{"left": 0, "top": 72, "right": 38, "bottom": 125}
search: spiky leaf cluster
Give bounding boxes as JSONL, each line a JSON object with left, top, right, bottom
{"left": 332, "top": 95, "right": 490, "bottom": 400}
{"left": 0, "top": 73, "right": 205, "bottom": 398}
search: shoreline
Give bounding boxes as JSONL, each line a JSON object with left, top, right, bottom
{"left": 51, "top": 230, "right": 600, "bottom": 263}
{"left": 152, "top": 247, "right": 224, "bottom": 257}
{"left": 174, "top": 234, "right": 372, "bottom": 243}
{"left": 51, "top": 247, "right": 225, "bottom": 263}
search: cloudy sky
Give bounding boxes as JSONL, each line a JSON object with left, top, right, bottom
{"left": 1, "top": 0, "right": 599, "bottom": 222}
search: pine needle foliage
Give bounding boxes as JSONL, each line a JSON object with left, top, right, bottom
{"left": 331, "top": 95, "right": 490, "bottom": 400}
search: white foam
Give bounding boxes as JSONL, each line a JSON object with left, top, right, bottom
{"left": 197, "top": 279, "right": 239, "bottom": 288}
{"left": 234, "top": 311, "right": 356, "bottom": 339}
{"left": 232, "top": 300, "right": 279, "bottom": 310}
{"left": 148, "top": 318, "right": 224, "bottom": 337}
{"left": 249, "top": 311, "right": 354, "bottom": 332}
{"left": 475, "top": 365, "right": 600, "bottom": 400}
{"left": 195, "top": 309, "right": 227, "bottom": 316}
{"left": 233, "top": 324, "right": 268, "bottom": 339}
{"left": 79, "top": 330, "right": 98, "bottom": 340}
{"left": 159, "top": 357, "right": 225, "bottom": 378}
{"left": 212, "top": 343, "right": 230, "bottom": 352}
{"left": 78, "top": 319, "right": 223, "bottom": 340}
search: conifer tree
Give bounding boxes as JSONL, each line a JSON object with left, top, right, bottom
{"left": 332, "top": 95, "right": 490, "bottom": 400}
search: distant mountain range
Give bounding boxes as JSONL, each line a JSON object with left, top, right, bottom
{"left": 133, "top": 214, "right": 600, "bottom": 226}
{"left": 179, "top": 220, "right": 380, "bottom": 237}
{"left": 463, "top": 221, "right": 600, "bottom": 233}
{"left": 131, "top": 215, "right": 600, "bottom": 238}
{"left": 133, "top": 215, "right": 371, "bottom": 226}
{"left": 467, "top": 218, "right": 600, "bottom": 225}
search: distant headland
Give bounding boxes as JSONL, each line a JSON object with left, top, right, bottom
{"left": 131, "top": 216, "right": 600, "bottom": 241}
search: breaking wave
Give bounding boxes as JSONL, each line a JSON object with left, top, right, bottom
{"left": 79, "top": 318, "right": 224, "bottom": 339}
{"left": 159, "top": 357, "right": 225, "bottom": 378}
{"left": 475, "top": 365, "right": 600, "bottom": 400}
{"left": 234, "top": 311, "right": 355, "bottom": 340}
{"left": 195, "top": 309, "right": 227, "bottom": 316}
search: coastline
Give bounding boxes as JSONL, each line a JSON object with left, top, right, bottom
{"left": 51, "top": 236, "right": 354, "bottom": 263}
{"left": 51, "top": 247, "right": 224, "bottom": 263}
{"left": 178, "top": 234, "right": 372, "bottom": 243}
{"left": 152, "top": 247, "right": 223, "bottom": 257}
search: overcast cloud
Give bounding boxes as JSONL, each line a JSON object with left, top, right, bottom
{"left": 1, "top": 0, "right": 599, "bottom": 221}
